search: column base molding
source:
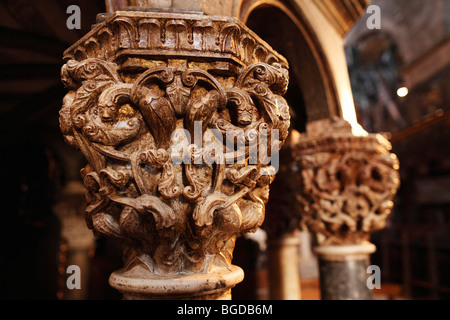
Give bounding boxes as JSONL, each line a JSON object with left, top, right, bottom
{"left": 109, "top": 265, "right": 244, "bottom": 300}
{"left": 314, "top": 241, "right": 376, "bottom": 261}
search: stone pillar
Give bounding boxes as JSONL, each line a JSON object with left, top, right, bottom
{"left": 262, "top": 151, "right": 302, "bottom": 300}
{"left": 316, "top": 242, "right": 376, "bottom": 300}
{"left": 266, "top": 231, "right": 302, "bottom": 300}
{"left": 59, "top": 9, "right": 290, "bottom": 299}
{"left": 290, "top": 117, "right": 400, "bottom": 300}
{"left": 53, "top": 181, "right": 95, "bottom": 300}
{"left": 262, "top": 131, "right": 310, "bottom": 300}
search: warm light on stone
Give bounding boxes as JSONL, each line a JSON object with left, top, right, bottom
{"left": 59, "top": 9, "right": 290, "bottom": 300}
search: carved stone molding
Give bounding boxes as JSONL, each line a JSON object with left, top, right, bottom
{"left": 289, "top": 117, "right": 400, "bottom": 246}
{"left": 59, "top": 10, "right": 290, "bottom": 299}
{"left": 63, "top": 10, "right": 287, "bottom": 70}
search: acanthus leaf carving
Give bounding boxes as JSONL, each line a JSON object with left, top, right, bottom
{"left": 60, "top": 12, "right": 291, "bottom": 280}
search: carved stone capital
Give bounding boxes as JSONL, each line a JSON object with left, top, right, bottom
{"left": 289, "top": 117, "right": 400, "bottom": 246}
{"left": 63, "top": 10, "right": 288, "bottom": 69}
{"left": 59, "top": 10, "right": 290, "bottom": 299}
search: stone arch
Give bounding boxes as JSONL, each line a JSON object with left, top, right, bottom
{"left": 238, "top": 0, "right": 341, "bottom": 132}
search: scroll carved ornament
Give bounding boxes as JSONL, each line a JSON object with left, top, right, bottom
{"left": 288, "top": 118, "right": 400, "bottom": 246}
{"left": 59, "top": 11, "right": 290, "bottom": 284}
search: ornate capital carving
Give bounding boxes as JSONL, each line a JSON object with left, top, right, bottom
{"left": 60, "top": 10, "right": 290, "bottom": 298}
{"left": 286, "top": 118, "right": 400, "bottom": 246}
{"left": 63, "top": 11, "right": 287, "bottom": 69}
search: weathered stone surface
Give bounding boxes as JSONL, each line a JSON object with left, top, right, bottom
{"left": 60, "top": 10, "right": 290, "bottom": 299}
{"left": 290, "top": 117, "right": 400, "bottom": 246}
{"left": 64, "top": 11, "right": 287, "bottom": 69}
{"left": 266, "top": 117, "right": 399, "bottom": 300}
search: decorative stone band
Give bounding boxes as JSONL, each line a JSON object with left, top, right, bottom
{"left": 109, "top": 265, "right": 244, "bottom": 300}
{"left": 290, "top": 118, "right": 400, "bottom": 246}
{"left": 63, "top": 10, "right": 288, "bottom": 69}
{"left": 314, "top": 241, "right": 377, "bottom": 261}
{"left": 294, "top": 132, "right": 394, "bottom": 155}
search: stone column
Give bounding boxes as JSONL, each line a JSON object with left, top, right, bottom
{"left": 53, "top": 181, "right": 95, "bottom": 300}
{"left": 290, "top": 117, "right": 400, "bottom": 300}
{"left": 315, "top": 242, "right": 376, "bottom": 300}
{"left": 266, "top": 231, "right": 302, "bottom": 300}
{"left": 263, "top": 145, "right": 303, "bottom": 300}
{"left": 59, "top": 9, "right": 290, "bottom": 299}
